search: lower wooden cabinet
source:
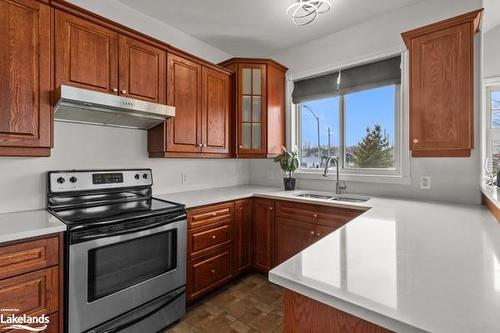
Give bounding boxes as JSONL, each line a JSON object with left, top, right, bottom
{"left": 253, "top": 198, "right": 275, "bottom": 272}
{"left": 0, "top": 234, "right": 62, "bottom": 332}
{"left": 233, "top": 199, "right": 253, "bottom": 275}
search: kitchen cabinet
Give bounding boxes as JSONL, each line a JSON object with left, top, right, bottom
{"left": 186, "top": 202, "right": 234, "bottom": 301}
{"left": 0, "top": 234, "right": 62, "bottom": 332}
{"left": 55, "top": 10, "right": 166, "bottom": 103}
{"left": 219, "top": 58, "right": 287, "bottom": 158}
{"left": 253, "top": 198, "right": 275, "bottom": 272}
{"left": 233, "top": 199, "right": 253, "bottom": 275}
{"left": 402, "top": 10, "right": 482, "bottom": 157}
{"left": 0, "top": 0, "right": 52, "bottom": 157}
{"left": 148, "top": 53, "right": 231, "bottom": 158}
{"left": 276, "top": 218, "right": 316, "bottom": 265}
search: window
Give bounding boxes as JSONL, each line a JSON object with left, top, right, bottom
{"left": 487, "top": 86, "right": 500, "bottom": 173}
{"left": 292, "top": 56, "right": 403, "bottom": 179}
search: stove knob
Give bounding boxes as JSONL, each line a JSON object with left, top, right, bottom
{"left": 142, "top": 173, "right": 148, "bottom": 179}
{"left": 134, "top": 174, "right": 140, "bottom": 180}
{"left": 69, "top": 176, "right": 78, "bottom": 183}
{"left": 57, "top": 177, "right": 65, "bottom": 184}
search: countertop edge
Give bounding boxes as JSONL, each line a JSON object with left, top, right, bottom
{"left": 0, "top": 224, "right": 66, "bottom": 244}
{"left": 269, "top": 272, "right": 428, "bottom": 333}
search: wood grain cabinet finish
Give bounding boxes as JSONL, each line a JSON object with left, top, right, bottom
{"left": 219, "top": 58, "right": 287, "bottom": 158}
{"left": 0, "top": 236, "right": 58, "bottom": 280}
{"left": 187, "top": 202, "right": 234, "bottom": 230}
{"left": 402, "top": 10, "right": 482, "bottom": 157}
{"left": 56, "top": 10, "right": 166, "bottom": 104}
{"left": 149, "top": 53, "right": 231, "bottom": 158}
{"left": 55, "top": 10, "right": 119, "bottom": 94}
{"left": 188, "top": 223, "right": 231, "bottom": 259}
{"left": 253, "top": 198, "right": 275, "bottom": 272}
{"left": 0, "top": 0, "right": 52, "bottom": 157}
{"left": 118, "top": 35, "right": 166, "bottom": 103}
{"left": 233, "top": 199, "right": 253, "bottom": 275}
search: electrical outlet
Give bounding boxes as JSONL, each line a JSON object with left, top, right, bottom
{"left": 181, "top": 172, "right": 188, "bottom": 184}
{"left": 420, "top": 176, "right": 431, "bottom": 190}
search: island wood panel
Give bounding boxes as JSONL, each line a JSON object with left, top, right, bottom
{"left": 55, "top": 10, "right": 119, "bottom": 93}
{"left": 233, "top": 199, "right": 253, "bottom": 274}
{"left": 0, "top": 0, "right": 52, "bottom": 156}
{"left": 118, "top": 35, "right": 166, "bottom": 103}
{"left": 253, "top": 198, "right": 275, "bottom": 272}
{"left": 402, "top": 10, "right": 482, "bottom": 157}
{"left": 283, "top": 289, "right": 393, "bottom": 333}
{"left": 481, "top": 194, "right": 500, "bottom": 223}
{"left": 201, "top": 67, "right": 230, "bottom": 154}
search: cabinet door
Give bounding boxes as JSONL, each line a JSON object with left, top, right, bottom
{"left": 55, "top": 10, "right": 118, "bottom": 94}
{"left": 0, "top": 0, "right": 51, "bottom": 156}
{"left": 119, "top": 35, "right": 166, "bottom": 103}
{"left": 276, "top": 218, "right": 314, "bottom": 265}
{"left": 237, "top": 64, "right": 267, "bottom": 156}
{"left": 253, "top": 198, "right": 274, "bottom": 272}
{"left": 233, "top": 199, "right": 252, "bottom": 274}
{"left": 201, "top": 67, "right": 230, "bottom": 154}
{"left": 166, "top": 53, "right": 202, "bottom": 153}
{"left": 408, "top": 22, "right": 473, "bottom": 157}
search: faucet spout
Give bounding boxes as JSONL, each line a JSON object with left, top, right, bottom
{"left": 322, "top": 156, "right": 347, "bottom": 194}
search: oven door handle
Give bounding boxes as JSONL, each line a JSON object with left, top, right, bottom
{"left": 98, "top": 287, "right": 186, "bottom": 333}
{"left": 75, "top": 218, "right": 181, "bottom": 242}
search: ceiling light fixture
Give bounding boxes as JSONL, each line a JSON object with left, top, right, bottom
{"left": 287, "top": 0, "right": 332, "bottom": 26}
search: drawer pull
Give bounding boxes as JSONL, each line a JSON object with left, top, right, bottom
{"left": 316, "top": 232, "right": 321, "bottom": 236}
{"left": 313, "top": 213, "right": 318, "bottom": 219}
{"left": 310, "top": 230, "right": 315, "bottom": 235}
{"left": 212, "top": 212, "right": 217, "bottom": 217}
{"left": 211, "top": 235, "right": 216, "bottom": 240}
{"left": 269, "top": 207, "right": 273, "bottom": 211}
{"left": 211, "top": 269, "right": 216, "bottom": 274}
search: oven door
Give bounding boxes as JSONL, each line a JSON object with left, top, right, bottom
{"left": 68, "top": 217, "right": 186, "bottom": 333}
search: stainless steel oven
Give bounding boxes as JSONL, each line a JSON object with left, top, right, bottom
{"left": 47, "top": 169, "right": 187, "bottom": 333}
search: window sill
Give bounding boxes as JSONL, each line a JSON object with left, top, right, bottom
{"left": 294, "top": 170, "right": 411, "bottom": 185}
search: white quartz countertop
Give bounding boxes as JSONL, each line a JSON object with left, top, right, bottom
{"left": 0, "top": 209, "right": 66, "bottom": 244}
{"left": 265, "top": 190, "right": 500, "bottom": 333}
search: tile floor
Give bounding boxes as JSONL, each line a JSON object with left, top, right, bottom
{"left": 164, "top": 273, "right": 284, "bottom": 333}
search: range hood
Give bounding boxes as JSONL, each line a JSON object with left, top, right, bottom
{"left": 54, "top": 85, "right": 175, "bottom": 130}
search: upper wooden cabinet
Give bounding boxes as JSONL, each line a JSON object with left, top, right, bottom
{"left": 55, "top": 10, "right": 166, "bottom": 104}
{"left": 402, "top": 10, "right": 482, "bottom": 157}
{"left": 220, "top": 58, "right": 287, "bottom": 158}
{"left": 0, "top": 0, "right": 52, "bottom": 157}
{"left": 148, "top": 52, "right": 231, "bottom": 158}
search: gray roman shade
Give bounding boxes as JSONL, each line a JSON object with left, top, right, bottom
{"left": 292, "top": 55, "right": 401, "bottom": 104}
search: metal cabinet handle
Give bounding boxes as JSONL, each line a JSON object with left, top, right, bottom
{"left": 121, "top": 89, "right": 127, "bottom": 94}
{"left": 212, "top": 212, "right": 217, "bottom": 217}
{"left": 211, "top": 235, "right": 216, "bottom": 240}
{"left": 112, "top": 88, "right": 118, "bottom": 93}
{"left": 211, "top": 269, "right": 216, "bottom": 274}
{"left": 269, "top": 207, "right": 273, "bottom": 211}
{"left": 203, "top": 144, "right": 207, "bottom": 147}
{"left": 316, "top": 232, "right": 321, "bottom": 237}
{"left": 313, "top": 213, "right": 318, "bottom": 219}
{"left": 412, "top": 138, "right": 419, "bottom": 144}
{"left": 310, "top": 230, "right": 315, "bottom": 235}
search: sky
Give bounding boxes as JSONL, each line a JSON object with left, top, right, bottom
{"left": 301, "top": 85, "right": 396, "bottom": 148}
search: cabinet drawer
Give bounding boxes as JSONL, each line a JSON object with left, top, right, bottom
{"left": 276, "top": 200, "right": 363, "bottom": 228}
{"left": 0, "top": 236, "right": 59, "bottom": 280}
{"left": 188, "top": 248, "right": 231, "bottom": 301}
{"left": 189, "top": 224, "right": 231, "bottom": 259}
{"left": 188, "top": 202, "right": 234, "bottom": 229}
{"left": 0, "top": 267, "right": 59, "bottom": 326}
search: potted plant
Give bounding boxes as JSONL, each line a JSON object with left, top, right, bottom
{"left": 274, "top": 146, "right": 299, "bottom": 191}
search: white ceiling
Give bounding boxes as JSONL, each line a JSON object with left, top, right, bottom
{"left": 117, "top": 0, "right": 425, "bottom": 57}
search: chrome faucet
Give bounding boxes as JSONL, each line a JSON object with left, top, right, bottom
{"left": 323, "top": 156, "right": 347, "bottom": 194}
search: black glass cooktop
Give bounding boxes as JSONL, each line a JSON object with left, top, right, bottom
{"left": 50, "top": 197, "right": 184, "bottom": 228}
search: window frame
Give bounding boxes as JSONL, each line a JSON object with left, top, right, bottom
{"left": 485, "top": 82, "right": 500, "bottom": 174}
{"left": 291, "top": 53, "right": 410, "bottom": 185}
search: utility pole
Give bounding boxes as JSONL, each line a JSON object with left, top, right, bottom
{"left": 303, "top": 105, "right": 320, "bottom": 167}
{"left": 327, "top": 127, "right": 332, "bottom": 157}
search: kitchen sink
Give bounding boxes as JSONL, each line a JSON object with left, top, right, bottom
{"left": 295, "top": 193, "right": 334, "bottom": 200}
{"left": 295, "top": 192, "right": 370, "bottom": 203}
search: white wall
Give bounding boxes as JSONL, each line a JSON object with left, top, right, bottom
{"left": 0, "top": 123, "right": 249, "bottom": 214}
{"left": 250, "top": 0, "right": 484, "bottom": 204}
{"left": 483, "top": 25, "right": 500, "bottom": 78}
{"left": 66, "top": 0, "right": 231, "bottom": 63}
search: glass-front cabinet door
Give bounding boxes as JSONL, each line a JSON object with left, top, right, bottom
{"left": 238, "top": 64, "right": 266, "bottom": 155}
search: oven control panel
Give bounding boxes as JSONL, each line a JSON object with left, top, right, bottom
{"left": 49, "top": 169, "right": 152, "bottom": 193}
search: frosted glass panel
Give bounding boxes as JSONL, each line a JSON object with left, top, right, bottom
{"left": 242, "top": 96, "right": 251, "bottom": 122}
{"left": 252, "top": 97, "right": 261, "bottom": 122}
{"left": 242, "top": 123, "right": 251, "bottom": 149}
{"left": 252, "top": 124, "right": 261, "bottom": 149}
{"left": 242, "top": 69, "right": 252, "bottom": 95}
{"left": 252, "top": 69, "right": 261, "bottom": 94}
